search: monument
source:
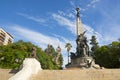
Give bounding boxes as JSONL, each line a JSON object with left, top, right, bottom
{"left": 66, "top": 7, "right": 100, "bottom": 69}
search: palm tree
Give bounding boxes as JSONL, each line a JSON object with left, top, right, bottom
{"left": 65, "top": 43, "right": 72, "bottom": 64}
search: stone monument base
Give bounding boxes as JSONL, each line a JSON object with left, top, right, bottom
{"left": 66, "top": 56, "right": 100, "bottom": 69}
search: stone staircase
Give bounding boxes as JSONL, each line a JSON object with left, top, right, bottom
{"left": 30, "top": 69, "right": 120, "bottom": 80}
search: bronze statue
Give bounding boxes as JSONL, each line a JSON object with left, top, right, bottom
{"left": 30, "top": 47, "right": 37, "bottom": 58}
{"left": 76, "top": 7, "right": 80, "bottom": 17}
{"left": 76, "top": 31, "right": 89, "bottom": 57}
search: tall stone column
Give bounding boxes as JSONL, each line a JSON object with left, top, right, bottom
{"left": 76, "top": 8, "right": 83, "bottom": 35}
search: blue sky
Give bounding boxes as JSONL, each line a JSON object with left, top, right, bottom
{"left": 0, "top": 0, "right": 120, "bottom": 66}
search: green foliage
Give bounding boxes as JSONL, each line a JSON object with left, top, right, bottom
{"left": 37, "top": 48, "right": 59, "bottom": 69}
{"left": 65, "top": 43, "right": 72, "bottom": 52}
{"left": 44, "top": 44, "right": 63, "bottom": 69}
{"left": 45, "top": 44, "right": 55, "bottom": 58}
{"left": 0, "top": 40, "right": 61, "bottom": 69}
{"left": 94, "top": 41, "right": 120, "bottom": 68}
{"left": 90, "top": 35, "right": 99, "bottom": 53}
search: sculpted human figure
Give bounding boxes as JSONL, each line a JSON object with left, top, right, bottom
{"left": 76, "top": 31, "right": 89, "bottom": 57}
{"left": 30, "top": 47, "right": 37, "bottom": 58}
{"left": 76, "top": 7, "right": 80, "bottom": 17}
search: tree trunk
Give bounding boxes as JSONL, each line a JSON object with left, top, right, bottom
{"left": 68, "top": 51, "right": 69, "bottom": 64}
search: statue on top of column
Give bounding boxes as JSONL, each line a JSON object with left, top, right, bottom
{"left": 76, "top": 7, "right": 80, "bottom": 17}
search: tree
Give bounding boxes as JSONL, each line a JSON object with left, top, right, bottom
{"left": 45, "top": 44, "right": 63, "bottom": 69}
{"left": 108, "top": 41, "right": 120, "bottom": 68}
{"left": 90, "top": 35, "right": 99, "bottom": 56}
{"left": 94, "top": 46, "right": 110, "bottom": 67}
{"left": 45, "top": 44, "right": 55, "bottom": 58}
{"left": 65, "top": 43, "right": 72, "bottom": 64}
{"left": 94, "top": 41, "right": 120, "bottom": 68}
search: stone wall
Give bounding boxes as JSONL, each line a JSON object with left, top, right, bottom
{"left": 30, "top": 69, "right": 120, "bottom": 80}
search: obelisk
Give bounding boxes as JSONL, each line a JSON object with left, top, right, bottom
{"left": 76, "top": 7, "right": 83, "bottom": 35}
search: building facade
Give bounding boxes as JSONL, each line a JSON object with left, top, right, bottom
{"left": 0, "top": 28, "right": 13, "bottom": 45}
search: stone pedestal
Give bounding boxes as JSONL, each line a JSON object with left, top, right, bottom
{"left": 66, "top": 57, "right": 95, "bottom": 68}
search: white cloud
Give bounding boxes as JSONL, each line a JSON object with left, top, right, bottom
{"left": 58, "top": 11, "right": 66, "bottom": 16}
{"left": 83, "top": 24, "right": 102, "bottom": 42}
{"left": 68, "top": 13, "right": 75, "bottom": 18}
{"left": 91, "top": 0, "right": 100, "bottom": 4}
{"left": 12, "top": 26, "right": 63, "bottom": 49}
{"left": 87, "top": 0, "right": 100, "bottom": 8}
{"left": 58, "top": 10, "right": 75, "bottom": 19}
{"left": 70, "top": 1, "right": 87, "bottom": 12}
{"left": 70, "top": 1, "right": 76, "bottom": 8}
{"left": 79, "top": 7, "right": 86, "bottom": 12}
{"left": 52, "top": 13, "right": 76, "bottom": 34}
{"left": 17, "top": 13, "right": 46, "bottom": 23}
